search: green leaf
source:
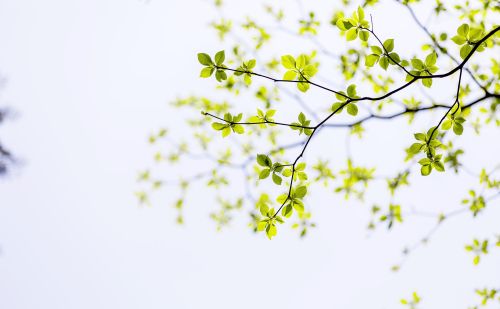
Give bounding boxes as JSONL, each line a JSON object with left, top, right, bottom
{"left": 272, "top": 173, "right": 282, "bottom": 185}
{"left": 429, "top": 139, "right": 441, "bottom": 147}
{"left": 346, "top": 103, "right": 358, "bottom": 116}
{"left": 388, "top": 52, "right": 401, "bottom": 64}
{"left": 282, "top": 168, "right": 292, "bottom": 177}
{"left": 359, "top": 30, "right": 369, "bottom": 41}
{"left": 335, "top": 92, "right": 347, "bottom": 101}
{"left": 266, "top": 109, "right": 276, "bottom": 118}
{"left": 469, "top": 27, "right": 483, "bottom": 41}
{"left": 257, "top": 221, "right": 267, "bottom": 231}
{"left": 451, "top": 35, "right": 466, "bottom": 45}
{"left": 297, "top": 82, "right": 309, "bottom": 92}
{"left": 200, "top": 67, "right": 214, "bottom": 78}
{"left": 442, "top": 119, "right": 452, "bottom": 130}
{"left": 379, "top": 56, "right": 389, "bottom": 70}
{"left": 276, "top": 194, "right": 288, "bottom": 204}
{"left": 214, "top": 50, "right": 225, "bottom": 65}
{"left": 259, "top": 204, "right": 269, "bottom": 216}
{"left": 296, "top": 55, "right": 306, "bottom": 69}
{"left": 357, "top": 6, "right": 365, "bottom": 20}
{"left": 460, "top": 44, "right": 472, "bottom": 59}
{"left": 266, "top": 224, "right": 277, "bottom": 239}
{"left": 197, "top": 53, "right": 213, "bottom": 66}
{"left": 282, "top": 204, "right": 293, "bottom": 218}
{"left": 371, "top": 46, "right": 383, "bottom": 55}
{"left": 414, "top": 133, "right": 426, "bottom": 141}
{"left": 421, "top": 164, "right": 432, "bottom": 176}
{"left": 296, "top": 162, "right": 306, "bottom": 171}
{"left": 247, "top": 59, "right": 256, "bottom": 69}
{"left": 257, "top": 154, "right": 272, "bottom": 167}
{"left": 346, "top": 28, "right": 357, "bottom": 41}
{"left": 232, "top": 124, "right": 244, "bottom": 134}
{"left": 453, "top": 123, "right": 464, "bottom": 135}
{"left": 365, "top": 54, "right": 379, "bottom": 67}
{"left": 233, "top": 113, "right": 243, "bottom": 122}
{"left": 292, "top": 200, "right": 304, "bottom": 212}
{"left": 303, "top": 64, "right": 318, "bottom": 77}
{"left": 383, "top": 39, "right": 394, "bottom": 52}
{"left": 419, "top": 158, "right": 431, "bottom": 165}
{"left": 450, "top": 104, "right": 461, "bottom": 116}
{"left": 336, "top": 19, "right": 351, "bottom": 31}
{"left": 409, "top": 143, "right": 423, "bottom": 154}
{"left": 347, "top": 84, "right": 357, "bottom": 97}
{"left": 425, "top": 52, "right": 437, "bottom": 66}
{"left": 221, "top": 127, "right": 231, "bottom": 137}
{"left": 411, "top": 58, "right": 424, "bottom": 70}
{"left": 281, "top": 55, "right": 295, "bottom": 69}
{"left": 433, "top": 161, "right": 445, "bottom": 172}
{"left": 331, "top": 102, "right": 344, "bottom": 113}
{"left": 283, "top": 70, "right": 297, "bottom": 80}
{"left": 273, "top": 164, "right": 284, "bottom": 173}
{"left": 427, "top": 126, "right": 438, "bottom": 140}
{"left": 215, "top": 70, "right": 227, "bottom": 82}
{"left": 422, "top": 78, "right": 432, "bottom": 88}
{"left": 295, "top": 185, "right": 307, "bottom": 198}
{"left": 259, "top": 168, "right": 270, "bottom": 179}
{"left": 457, "top": 23, "right": 469, "bottom": 37}
{"left": 298, "top": 113, "right": 306, "bottom": 124}
{"left": 473, "top": 255, "right": 480, "bottom": 265}
{"left": 211, "top": 122, "right": 226, "bottom": 130}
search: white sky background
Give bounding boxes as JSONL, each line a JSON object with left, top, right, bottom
{"left": 0, "top": 0, "right": 499, "bottom": 308}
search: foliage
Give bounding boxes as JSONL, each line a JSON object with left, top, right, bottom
{"left": 138, "top": 0, "right": 500, "bottom": 306}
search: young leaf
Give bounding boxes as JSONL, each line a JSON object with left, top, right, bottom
{"left": 297, "top": 82, "right": 310, "bottom": 92}
{"left": 214, "top": 50, "right": 225, "bottom": 65}
{"left": 425, "top": 52, "right": 437, "bottom": 66}
{"left": 281, "top": 55, "right": 296, "bottom": 69}
{"left": 457, "top": 23, "right": 469, "bottom": 37}
{"left": 259, "top": 169, "right": 271, "bottom": 179}
{"left": 295, "top": 186, "right": 307, "bottom": 198}
{"left": 197, "top": 53, "right": 213, "bottom": 66}
{"left": 346, "top": 28, "right": 357, "bottom": 41}
{"left": 453, "top": 123, "right": 464, "bottom": 135}
{"left": 257, "top": 154, "right": 272, "bottom": 167}
{"left": 383, "top": 39, "right": 394, "bottom": 52}
{"left": 422, "top": 77, "right": 432, "bottom": 88}
{"left": 200, "top": 67, "right": 214, "bottom": 78}
{"left": 347, "top": 84, "right": 357, "bottom": 97}
{"left": 212, "top": 122, "right": 226, "bottom": 130}
{"left": 272, "top": 173, "right": 282, "bottom": 185}
{"left": 282, "top": 204, "right": 293, "bottom": 218}
{"left": 283, "top": 70, "right": 297, "bottom": 80}
{"left": 347, "top": 103, "right": 358, "bottom": 116}
{"left": 421, "top": 164, "right": 432, "bottom": 176}
{"left": 359, "top": 30, "right": 369, "bottom": 41}
{"left": 379, "top": 56, "right": 389, "bottom": 70}
{"left": 365, "top": 54, "right": 379, "bottom": 67}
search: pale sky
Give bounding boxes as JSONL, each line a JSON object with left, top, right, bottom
{"left": 0, "top": 0, "right": 499, "bottom": 308}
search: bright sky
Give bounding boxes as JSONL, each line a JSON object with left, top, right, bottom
{"left": 0, "top": 0, "right": 499, "bottom": 308}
